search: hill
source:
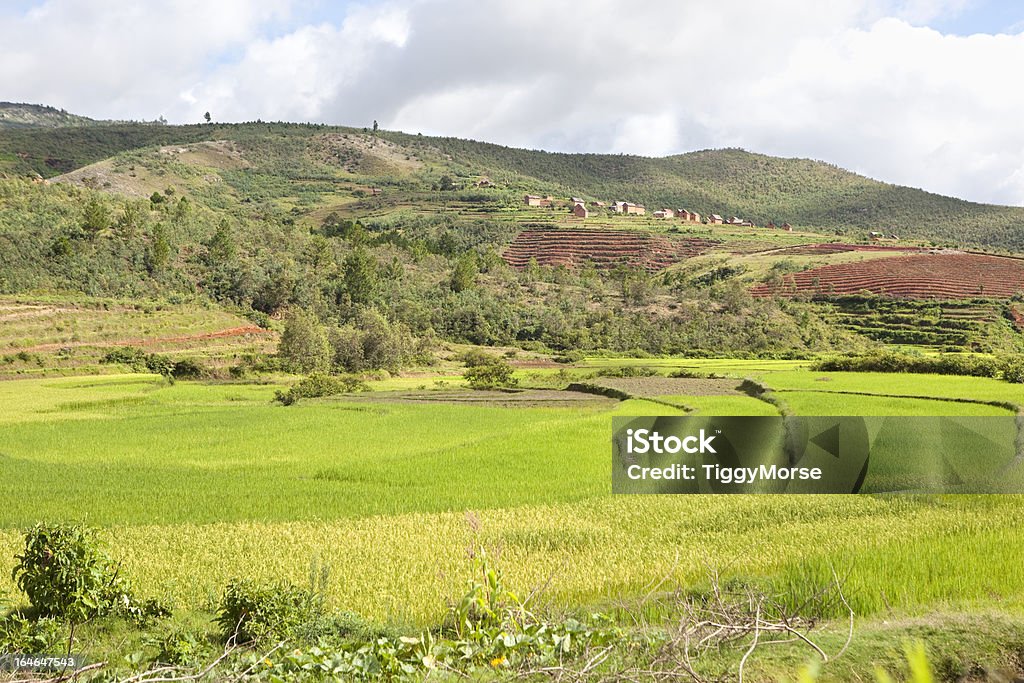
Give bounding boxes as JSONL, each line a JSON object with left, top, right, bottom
{"left": 390, "top": 136, "right": 1024, "bottom": 251}
{"left": 2, "top": 119, "right": 1022, "bottom": 249}
{"left": 0, "top": 101, "right": 96, "bottom": 129}
{"left": 2, "top": 113, "right": 1024, "bottom": 360}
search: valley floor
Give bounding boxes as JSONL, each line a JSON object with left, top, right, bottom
{"left": 2, "top": 364, "right": 1024, "bottom": 679}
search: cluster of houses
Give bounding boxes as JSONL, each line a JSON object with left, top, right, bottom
{"left": 523, "top": 194, "right": 794, "bottom": 231}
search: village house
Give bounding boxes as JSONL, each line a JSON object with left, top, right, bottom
{"left": 590, "top": 200, "right": 606, "bottom": 207}
{"left": 781, "top": 223, "right": 793, "bottom": 232}
{"left": 570, "top": 197, "right": 585, "bottom": 204}
{"left": 573, "top": 203, "right": 589, "bottom": 219}
{"left": 653, "top": 209, "right": 674, "bottom": 219}
{"left": 869, "top": 230, "right": 884, "bottom": 239}
{"left": 708, "top": 214, "right": 724, "bottom": 224}
{"left": 765, "top": 221, "right": 776, "bottom": 230}
{"left": 612, "top": 201, "right": 627, "bottom": 213}
{"left": 677, "top": 210, "right": 701, "bottom": 223}
{"left": 524, "top": 194, "right": 554, "bottom": 207}
{"left": 476, "top": 177, "right": 494, "bottom": 187}
{"left": 624, "top": 203, "right": 646, "bottom": 215}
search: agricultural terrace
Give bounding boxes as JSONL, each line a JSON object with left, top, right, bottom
{"left": 0, "top": 295, "right": 274, "bottom": 379}
{"left": 2, "top": 362, "right": 1024, "bottom": 630}
{"left": 752, "top": 252, "right": 1024, "bottom": 299}
{"left": 502, "top": 229, "right": 721, "bottom": 271}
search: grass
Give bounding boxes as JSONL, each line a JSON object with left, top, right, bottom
{"left": 661, "top": 393, "right": 781, "bottom": 415}
{"left": 755, "top": 369, "right": 1024, "bottom": 407}
{"left": 3, "top": 370, "right": 1024, "bottom": 632}
{"left": 776, "top": 391, "right": 1013, "bottom": 416}
{"left": 0, "top": 296, "right": 274, "bottom": 377}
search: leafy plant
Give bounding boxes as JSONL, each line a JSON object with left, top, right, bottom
{"left": 274, "top": 373, "right": 369, "bottom": 405}
{"left": 216, "top": 578, "right": 325, "bottom": 643}
{"left": 0, "top": 612, "right": 63, "bottom": 653}
{"left": 13, "top": 523, "right": 129, "bottom": 622}
{"left": 464, "top": 357, "right": 518, "bottom": 390}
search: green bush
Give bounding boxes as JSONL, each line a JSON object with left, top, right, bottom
{"left": 814, "top": 351, "right": 1000, "bottom": 378}
{"left": 464, "top": 358, "right": 518, "bottom": 390}
{"left": 274, "top": 373, "right": 369, "bottom": 405}
{"left": 155, "top": 626, "right": 208, "bottom": 666}
{"left": 169, "top": 358, "right": 206, "bottom": 380}
{"left": 216, "top": 578, "right": 324, "bottom": 643}
{"left": 0, "top": 613, "right": 63, "bottom": 653}
{"left": 596, "top": 365, "right": 658, "bottom": 378}
{"left": 1002, "top": 356, "right": 1024, "bottom": 383}
{"left": 459, "top": 348, "right": 500, "bottom": 367}
{"left": 101, "top": 347, "right": 206, "bottom": 379}
{"left": 13, "top": 523, "right": 120, "bottom": 621}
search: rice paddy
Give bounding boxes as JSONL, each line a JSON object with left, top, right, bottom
{"left": 2, "top": 365, "right": 1024, "bottom": 628}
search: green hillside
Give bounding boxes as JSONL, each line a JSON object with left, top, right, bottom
{"left": 396, "top": 136, "right": 1024, "bottom": 250}
{"left": 3, "top": 114, "right": 1024, "bottom": 363}
{"left": 2, "top": 119, "right": 1023, "bottom": 248}
{"left": 0, "top": 101, "right": 97, "bottom": 129}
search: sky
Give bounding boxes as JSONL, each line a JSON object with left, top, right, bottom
{"left": 2, "top": 0, "right": 1024, "bottom": 205}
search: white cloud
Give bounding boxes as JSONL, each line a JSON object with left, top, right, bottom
{"left": 2, "top": 0, "right": 1023, "bottom": 205}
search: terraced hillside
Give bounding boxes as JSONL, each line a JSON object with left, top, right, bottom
{"left": 752, "top": 253, "right": 1024, "bottom": 299}
{"left": 817, "top": 297, "right": 1020, "bottom": 351}
{"left": 0, "top": 297, "right": 275, "bottom": 379}
{"left": 502, "top": 228, "right": 721, "bottom": 271}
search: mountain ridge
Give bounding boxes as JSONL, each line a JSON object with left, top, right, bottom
{"left": 1, "top": 109, "right": 1022, "bottom": 249}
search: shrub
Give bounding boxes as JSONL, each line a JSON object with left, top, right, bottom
{"left": 13, "top": 523, "right": 119, "bottom": 621}
{"left": 814, "top": 351, "right": 1000, "bottom": 378}
{"left": 1002, "top": 356, "right": 1024, "bottom": 383}
{"left": 101, "top": 347, "right": 206, "bottom": 379}
{"left": 170, "top": 358, "right": 206, "bottom": 380}
{"left": 0, "top": 613, "right": 63, "bottom": 653}
{"left": 244, "top": 309, "right": 271, "bottom": 329}
{"left": 155, "top": 626, "right": 208, "bottom": 665}
{"left": 464, "top": 358, "right": 518, "bottom": 390}
{"left": 9, "top": 523, "right": 169, "bottom": 624}
{"left": 102, "top": 346, "right": 151, "bottom": 370}
{"left": 459, "top": 348, "right": 500, "bottom": 367}
{"left": 274, "top": 373, "right": 369, "bottom": 405}
{"left": 216, "top": 578, "right": 324, "bottom": 643}
{"left": 596, "top": 365, "right": 658, "bottom": 378}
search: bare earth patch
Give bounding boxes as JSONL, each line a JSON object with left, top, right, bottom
{"left": 592, "top": 377, "right": 746, "bottom": 397}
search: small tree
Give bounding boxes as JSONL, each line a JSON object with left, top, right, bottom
{"left": 278, "top": 309, "right": 330, "bottom": 373}
{"left": 342, "top": 247, "right": 379, "bottom": 305}
{"left": 81, "top": 197, "right": 110, "bottom": 237}
{"left": 204, "top": 111, "right": 212, "bottom": 123}
{"left": 439, "top": 175, "right": 456, "bottom": 192}
{"left": 450, "top": 253, "right": 478, "bottom": 293}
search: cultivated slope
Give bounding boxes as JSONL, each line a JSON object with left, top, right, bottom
{"left": 2, "top": 112, "right": 1024, "bottom": 249}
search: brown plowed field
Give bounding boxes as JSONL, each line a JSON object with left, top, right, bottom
{"left": 765, "top": 243, "right": 927, "bottom": 256}
{"left": 502, "top": 229, "right": 720, "bottom": 271}
{"left": 751, "top": 253, "right": 1024, "bottom": 300}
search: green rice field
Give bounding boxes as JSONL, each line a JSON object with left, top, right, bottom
{"left": 2, "top": 363, "right": 1024, "bottom": 629}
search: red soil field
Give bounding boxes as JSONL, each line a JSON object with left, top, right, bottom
{"left": 751, "top": 253, "right": 1024, "bottom": 300}
{"left": 765, "top": 243, "right": 927, "bottom": 256}
{"left": 502, "top": 229, "right": 720, "bottom": 271}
